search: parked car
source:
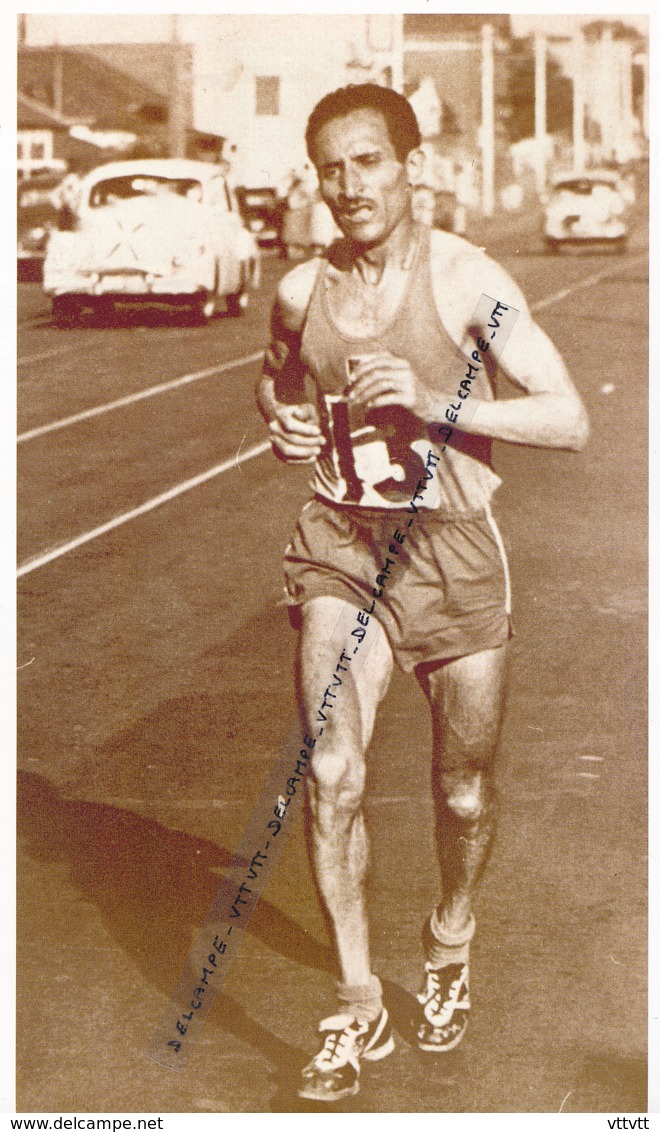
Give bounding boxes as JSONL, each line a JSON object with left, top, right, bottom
{"left": 17, "top": 169, "right": 67, "bottom": 279}
{"left": 235, "top": 186, "right": 285, "bottom": 252}
{"left": 543, "top": 171, "right": 629, "bottom": 253}
{"left": 43, "top": 159, "right": 261, "bottom": 324}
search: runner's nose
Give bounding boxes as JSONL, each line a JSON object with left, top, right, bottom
{"left": 342, "top": 164, "right": 364, "bottom": 198}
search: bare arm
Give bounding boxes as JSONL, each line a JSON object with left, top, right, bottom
{"left": 441, "top": 249, "right": 590, "bottom": 450}
{"left": 346, "top": 235, "right": 589, "bottom": 452}
{"left": 256, "top": 261, "right": 324, "bottom": 463}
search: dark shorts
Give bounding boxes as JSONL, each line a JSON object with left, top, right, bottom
{"left": 283, "top": 497, "right": 513, "bottom": 673}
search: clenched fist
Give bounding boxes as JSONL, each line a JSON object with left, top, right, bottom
{"left": 269, "top": 402, "right": 324, "bottom": 463}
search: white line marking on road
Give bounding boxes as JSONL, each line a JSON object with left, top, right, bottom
{"left": 16, "top": 439, "right": 271, "bottom": 577}
{"left": 576, "top": 771, "right": 600, "bottom": 779}
{"left": 17, "top": 657, "right": 35, "bottom": 669}
{"left": 17, "top": 351, "right": 265, "bottom": 444}
{"left": 18, "top": 321, "right": 222, "bottom": 366}
{"left": 18, "top": 337, "right": 107, "bottom": 367}
{"left": 558, "top": 1091, "right": 572, "bottom": 1113}
{"left": 530, "top": 252, "right": 647, "bottom": 314}
{"left": 17, "top": 315, "right": 52, "bottom": 331}
{"left": 579, "top": 755, "right": 604, "bottom": 761}
{"left": 18, "top": 255, "right": 649, "bottom": 576}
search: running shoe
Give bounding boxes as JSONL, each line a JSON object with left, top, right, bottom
{"left": 416, "top": 962, "right": 470, "bottom": 1052}
{"left": 298, "top": 1008, "right": 394, "bottom": 1102}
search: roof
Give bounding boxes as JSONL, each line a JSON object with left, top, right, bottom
{"left": 18, "top": 45, "right": 170, "bottom": 131}
{"left": 18, "top": 88, "right": 88, "bottom": 130}
{"left": 81, "top": 158, "right": 227, "bottom": 185}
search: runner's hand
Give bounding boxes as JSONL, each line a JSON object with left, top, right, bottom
{"left": 269, "top": 403, "right": 323, "bottom": 463}
{"left": 346, "top": 353, "right": 438, "bottom": 422}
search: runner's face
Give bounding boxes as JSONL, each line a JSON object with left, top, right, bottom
{"left": 313, "top": 109, "right": 411, "bottom": 247}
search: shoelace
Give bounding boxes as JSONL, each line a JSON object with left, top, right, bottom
{"left": 423, "top": 970, "right": 460, "bottom": 1009}
{"left": 318, "top": 1028, "right": 352, "bottom": 1068}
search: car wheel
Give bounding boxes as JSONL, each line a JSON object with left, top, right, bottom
{"left": 227, "top": 257, "right": 259, "bottom": 317}
{"left": 52, "top": 294, "right": 82, "bottom": 327}
{"left": 545, "top": 238, "right": 559, "bottom": 255}
{"left": 614, "top": 236, "right": 628, "bottom": 255}
{"left": 190, "top": 291, "right": 217, "bottom": 325}
{"left": 226, "top": 289, "right": 249, "bottom": 317}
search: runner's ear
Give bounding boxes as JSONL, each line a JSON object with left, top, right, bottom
{"left": 406, "top": 148, "right": 426, "bottom": 187}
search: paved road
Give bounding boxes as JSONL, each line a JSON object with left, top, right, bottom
{"left": 16, "top": 198, "right": 648, "bottom": 1113}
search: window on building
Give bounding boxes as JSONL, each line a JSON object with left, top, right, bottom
{"left": 31, "top": 141, "right": 46, "bottom": 160}
{"left": 255, "top": 76, "right": 280, "bottom": 116}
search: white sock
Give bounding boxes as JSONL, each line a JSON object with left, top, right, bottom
{"left": 336, "top": 975, "right": 383, "bottom": 1023}
{"left": 425, "top": 909, "right": 476, "bottom": 969}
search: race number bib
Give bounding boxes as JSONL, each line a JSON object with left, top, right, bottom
{"left": 318, "top": 392, "right": 427, "bottom": 506}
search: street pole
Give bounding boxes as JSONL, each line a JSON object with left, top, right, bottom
{"left": 534, "top": 31, "right": 547, "bottom": 194}
{"left": 572, "top": 30, "right": 586, "bottom": 174}
{"left": 641, "top": 50, "right": 649, "bottom": 140}
{"left": 391, "top": 12, "right": 404, "bottom": 93}
{"left": 169, "top": 14, "right": 188, "bottom": 159}
{"left": 52, "top": 13, "right": 64, "bottom": 117}
{"left": 480, "top": 22, "right": 495, "bottom": 218}
{"left": 620, "top": 39, "right": 633, "bottom": 163}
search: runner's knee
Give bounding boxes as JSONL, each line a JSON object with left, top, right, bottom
{"left": 438, "top": 769, "right": 494, "bottom": 822}
{"left": 310, "top": 748, "right": 366, "bottom": 815}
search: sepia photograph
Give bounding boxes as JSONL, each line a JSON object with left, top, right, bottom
{"left": 13, "top": 5, "right": 650, "bottom": 1120}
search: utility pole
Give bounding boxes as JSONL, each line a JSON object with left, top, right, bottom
{"left": 391, "top": 13, "right": 404, "bottom": 93}
{"left": 572, "top": 30, "right": 586, "bottom": 174}
{"left": 169, "top": 14, "right": 188, "bottom": 159}
{"left": 480, "top": 22, "right": 495, "bottom": 218}
{"left": 639, "top": 49, "right": 649, "bottom": 140}
{"left": 619, "top": 38, "right": 634, "bottom": 163}
{"left": 533, "top": 31, "right": 547, "bottom": 193}
{"left": 52, "top": 14, "right": 64, "bottom": 116}
{"left": 600, "top": 25, "right": 616, "bottom": 161}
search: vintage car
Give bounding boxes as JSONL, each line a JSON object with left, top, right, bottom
{"left": 43, "top": 159, "right": 261, "bottom": 323}
{"left": 235, "top": 185, "right": 286, "bottom": 252}
{"left": 543, "top": 171, "right": 629, "bottom": 253}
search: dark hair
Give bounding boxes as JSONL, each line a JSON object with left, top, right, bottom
{"left": 305, "top": 83, "right": 421, "bottom": 165}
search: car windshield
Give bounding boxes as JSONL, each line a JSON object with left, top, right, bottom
{"left": 553, "top": 179, "right": 615, "bottom": 196}
{"left": 88, "top": 176, "right": 203, "bottom": 208}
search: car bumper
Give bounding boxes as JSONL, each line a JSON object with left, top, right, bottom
{"left": 545, "top": 233, "right": 627, "bottom": 246}
{"left": 544, "top": 220, "right": 628, "bottom": 242}
{"left": 44, "top": 271, "right": 210, "bottom": 297}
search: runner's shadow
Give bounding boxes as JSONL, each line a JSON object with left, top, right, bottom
{"left": 17, "top": 770, "right": 333, "bottom": 1001}
{"left": 18, "top": 770, "right": 420, "bottom": 1100}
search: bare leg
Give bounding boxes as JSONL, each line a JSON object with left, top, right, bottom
{"left": 297, "top": 596, "right": 393, "bottom": 987}
{"left": 417, "top": 644, "right": 508, "bottom": 936}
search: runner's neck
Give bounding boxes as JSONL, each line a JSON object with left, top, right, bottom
{"left": 349, "top": 214, "right": 417, "bottom": 286}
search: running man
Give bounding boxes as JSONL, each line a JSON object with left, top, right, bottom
{"left": 256, "top": 84, "right": 589, "bottom": 1103}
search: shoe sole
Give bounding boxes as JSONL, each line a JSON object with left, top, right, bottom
{"left": 417, "top": 1023, "right": 467, "bottom": 1053}
{"left": 297, "top": 1034, "right": 395, "bottom": 1101}
{"left": 298, "top": 1081, "right": 360, "bottom": 1102}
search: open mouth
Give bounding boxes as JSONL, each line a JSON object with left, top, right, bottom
{"left": 341, "top": 203, "right": 374, "bottom": 223}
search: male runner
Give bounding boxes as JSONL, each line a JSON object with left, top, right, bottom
{"left": 256, "top": 84, "right": 588, "bottom": 1103}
